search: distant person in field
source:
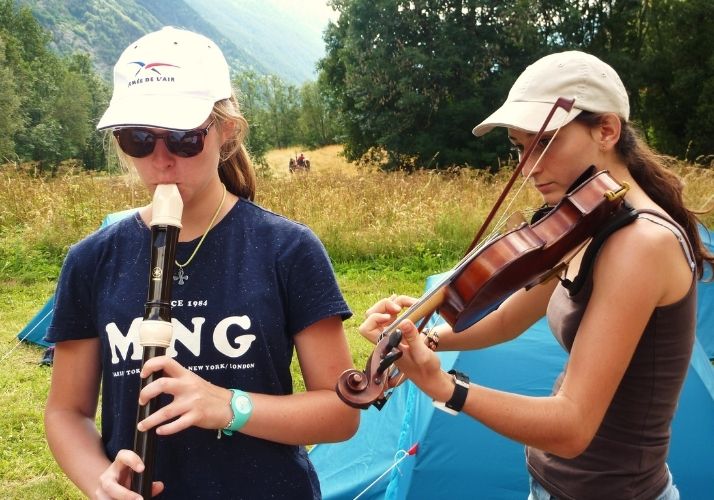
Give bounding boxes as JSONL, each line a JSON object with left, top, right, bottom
{"left": 298, "top": 152, "right": 306, "bottom": 166}
{"left": 44, "top": 26, "right": 358, "bottom": 499}
{"left": 359, "top": 51, "right": 713, "bottom": 500}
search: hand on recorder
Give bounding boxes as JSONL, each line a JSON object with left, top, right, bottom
{"left": 95, "top": 449, "right": 164, "bottom": 500}
{"left": 135, "top": 356, "right": 233, "bottom": 436}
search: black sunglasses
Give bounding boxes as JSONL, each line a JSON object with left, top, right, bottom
{"left": 113, "top": 121, "right": 215, "bottom": 158}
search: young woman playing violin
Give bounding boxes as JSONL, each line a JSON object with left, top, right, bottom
{"left": 359, "top": 51, "right": 713, "bottom": 500}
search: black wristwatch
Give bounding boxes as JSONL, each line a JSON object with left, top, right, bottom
{"left": 432, "top": 369, "right": 470, "bottom": 415}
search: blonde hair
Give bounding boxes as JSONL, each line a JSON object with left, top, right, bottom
{"left": 212, "top": 94, "right": 257, "bottom": 201}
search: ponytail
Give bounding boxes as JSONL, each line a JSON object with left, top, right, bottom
{"left": 576, "top": 112, "right": 713, "bottom": 279}
{"left": 212, "top": 95, "right": 257, "bottom": 201}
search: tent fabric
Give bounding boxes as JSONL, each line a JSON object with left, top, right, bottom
{"left": 15, "top": 298, "right": 54, "bottom": 348}
{"left": 698, "top": 225, "right": 714, "bottom": 357}
{"left": 16, "top": 209, "right": 138, "bottom": 347}
{"left": 310, "top": 233, "right": 714, "bottom": 499}
{"left": 313, "top": 316, "right": 565, "bottom": 500}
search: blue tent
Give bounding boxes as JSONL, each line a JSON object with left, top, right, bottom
{"left": 698, "top": 226, "right": 714, "bottom": 357}
{"left": 16, "top": 209, "right": 137, "bottom": 347}
{"left": 310, "top": 227, "right": 714, "bottom": 500}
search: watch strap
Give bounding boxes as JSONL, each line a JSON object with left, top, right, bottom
{"left": 445, "top": 369, "right": 469, "bottom": 412}
{"left": 221, "top": 389, "right": 253, "bottom": 436}
{"left": 432, "top": 369, "right": 469, "bottom": 415}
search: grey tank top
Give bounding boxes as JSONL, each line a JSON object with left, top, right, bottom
{"left": 526, "top": 211, "right": 697, "bottom": 500}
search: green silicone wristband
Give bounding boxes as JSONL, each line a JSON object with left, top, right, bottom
{"left": 222, "top": 389, "right": 253, "bottom": 436}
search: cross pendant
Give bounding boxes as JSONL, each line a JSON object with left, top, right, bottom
{"left": 174, "top": 267, "right": 188, "bottom": 285}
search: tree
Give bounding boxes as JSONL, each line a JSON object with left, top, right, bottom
{"left": 53, "top": 69, "right": 92, "bottom": 158}
{"left": 264, "top": 75, "right": 301, "bottom": 149}
{"left": 321, "top": 0, "right": 713, "bottom": 170}
{"left": 638, "top": 0, "right": 714, "bottom": 162}
{"left": 0, "top": 0, "right": 109, "bottom": 169}
{"left": 297, "top": 80, "right": 340, "bottom": 148}
{"left": 65, "top": 53, "right": 110, "bottom": 169}
{"left": 234, "top": 69, "right": 323, "bottom": 154}
{"left": 321, "top": 0, "right": 546, "bottom": 170}
{"left": 0, "top": 0, "right": 53, "bottom": 162}
{"left": 234, "top": 70, "right": 271, "bottom": 168}
{"left": 0, "top": 36, "right": 22, "bottom": 160}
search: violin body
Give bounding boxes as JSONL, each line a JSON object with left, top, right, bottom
{"left": 441, "top": 170, "right": 627, "bottom": 332}
{"left": 337, "top": 170, "right": 630, "bottom": 409}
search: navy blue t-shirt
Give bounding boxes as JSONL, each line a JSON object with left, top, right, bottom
{"left": 46, "top": 199, "right": 352, "bottom": 499}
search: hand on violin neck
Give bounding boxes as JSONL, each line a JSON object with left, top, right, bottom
{"left": 359, "top": 295, "right": 417, "bottom": 345}
{"left": 395, "top": 320, "right": 447, "bottom": 401}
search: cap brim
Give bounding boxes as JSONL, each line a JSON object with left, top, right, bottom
{"left": 96, "top": 95, "right": 215, "bottom": 131}
{"left": 472, "top": 101, "right": 582, "bottom": 137}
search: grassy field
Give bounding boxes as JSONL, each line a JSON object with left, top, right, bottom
{"left": 1, "top": 146, "right": 712, "bottom": 498}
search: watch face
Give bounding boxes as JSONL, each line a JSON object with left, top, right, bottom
{"left": 235, "top": 395, "right": 252, "bottom": 414}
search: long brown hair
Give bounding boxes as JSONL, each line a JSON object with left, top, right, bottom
{"left": 212, "top": 94, "right": 257, "bottom": 201}
{"left": 575, "top": 112, "right": 713, "bottom": 279}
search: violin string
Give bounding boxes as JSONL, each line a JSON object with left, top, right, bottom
{"left": 490, "top": 122, "right": 568, "bottom": 233}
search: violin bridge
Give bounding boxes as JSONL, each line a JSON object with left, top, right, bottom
{"left": 505, "top": 211, "right": 528, "bottom": 231}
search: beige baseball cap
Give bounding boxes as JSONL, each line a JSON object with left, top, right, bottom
{"left": 473, "top": 51, "right": 629, "bottom": 137}
{"left": 97, "top": 27, "right": 232, "bottom": 131}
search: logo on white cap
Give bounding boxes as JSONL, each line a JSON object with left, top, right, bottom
{"left": 97, "top": 27, "right": 232, "bottom": 132}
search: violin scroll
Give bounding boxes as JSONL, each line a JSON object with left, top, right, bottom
{"left": 336, "top": 330, "right": 403, "bottom": 409}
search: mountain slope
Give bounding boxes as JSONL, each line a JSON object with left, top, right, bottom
{"left": 190, "top": 0, "right": 333, "bottom": 83}
{"left": 17, "top": 0, "right": 332, "bottom": 83}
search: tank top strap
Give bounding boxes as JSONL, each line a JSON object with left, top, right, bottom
{"left": 634, "top": 209, "right": 696, "bottom": 272}
{"left": 562, "top": 206, "right": 696, "bottom": 296}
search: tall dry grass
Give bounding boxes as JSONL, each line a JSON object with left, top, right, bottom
{"left": 1, "top": 147, "right": 713, "bottom": 282}
{"left": 260, "top": 166, "right": 543, "bottom": 263}
{"left": 0, "top": 166, "right": 148, "bottom": 282}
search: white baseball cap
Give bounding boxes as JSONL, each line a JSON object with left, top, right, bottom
{"left": 472, "top": 51, "right": 629, "bottom": 137}
{"left": 97, "top": 27, "right": 232, "bottom": 131}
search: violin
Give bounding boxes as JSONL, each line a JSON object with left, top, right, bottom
{"left": 336, "top": 98, "right": 631, "bottom": 410}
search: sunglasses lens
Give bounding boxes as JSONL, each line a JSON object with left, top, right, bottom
{"left": 166, "top": 130, "right": 205, "bottom": 158}
{"left": 113, "top": 125, "right": 209, "bottom": 158}
{"left": 114, "top": 129, "right": 155, "bottom": 158}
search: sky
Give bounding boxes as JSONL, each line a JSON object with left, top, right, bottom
{"left": 272, "top": 0, "right": 339, "bottom": 26}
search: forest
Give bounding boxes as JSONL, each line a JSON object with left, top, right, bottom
{"left": 1, "top": 0, "right": 712, "bottom": 171}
